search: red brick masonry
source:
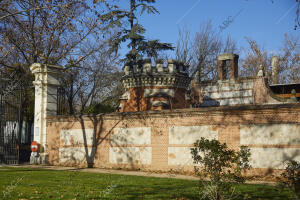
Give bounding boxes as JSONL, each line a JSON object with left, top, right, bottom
{"left": 47, "top": 104, "right": 300, "bottom": 181}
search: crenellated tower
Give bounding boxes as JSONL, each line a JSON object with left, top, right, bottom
{"left": 119, "top": 59, "right": 191, "bottom": 112}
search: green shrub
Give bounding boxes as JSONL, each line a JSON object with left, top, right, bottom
{"left": 279, "top": 160, "right": 300, "bottom": 199}
{"left": 191, "top": 137, "right": 251, "bottom": 200}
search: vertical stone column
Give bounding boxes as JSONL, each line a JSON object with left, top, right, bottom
{"left": 271, "top": 56, "right": 279, "bottom": 84}
{"left": 230, "top": 55, "right": 239, "bottom": 79}
{"left": 30, "top": 63, "right": 62, "bottom": 164}
{"left": 217, "top": 60, "right": 226, "bottom": 80}
{"left": 217, "top": 53, "right": 239, "bottom": 80}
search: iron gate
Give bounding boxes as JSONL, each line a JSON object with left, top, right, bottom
{"left": 0, "top": 77, "right": 23, "bottom": 164}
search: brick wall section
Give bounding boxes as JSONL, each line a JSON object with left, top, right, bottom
{"left": 47, "top": 104, "right": 300, "bottom": 180}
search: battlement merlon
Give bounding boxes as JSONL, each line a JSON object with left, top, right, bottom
{"left": 121, "top": 59, "right": 191, "bottom": 89}
{"left": 123, "top": 59, "right": 190, "bottom": 76}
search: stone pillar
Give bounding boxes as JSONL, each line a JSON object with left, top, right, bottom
{"left": 30, "top": 63, "right": 62, "bottom": 164}
{"left": 217, "top": 60, "right": 226, "bottom": 80}
{"left": 217, "top": 53, "right": 239, "bottom": 80}
{"left": 230, "top": 55, "right": 239, "bottom": 79}
{"left": 271, "top": 56, "right": 279, "bottom": 84}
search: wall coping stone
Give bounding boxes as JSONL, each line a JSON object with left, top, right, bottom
{"left": 47, "top": 103, "right": 300, "bottom": 122}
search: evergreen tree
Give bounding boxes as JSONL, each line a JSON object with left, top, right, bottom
{"left": 102, "top": 0, "right": 174, "bottom": 63}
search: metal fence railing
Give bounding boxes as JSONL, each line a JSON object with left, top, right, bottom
{"left": 57, "top": 87, "right": 69, "bottom": 115}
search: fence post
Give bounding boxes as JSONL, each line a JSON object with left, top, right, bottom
{"left": 30, "top": 63, "right": 62, "bottom": 164}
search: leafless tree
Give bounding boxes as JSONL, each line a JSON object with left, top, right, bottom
{"left": 176, "top": 21, "right": 238, "bottom": 81}
{"left": 240, "top": 37, "right": 270, "bottom": 78}
{"left": 240, "top": 34, "right": 300, "bottom": 84}
{"left": 0, "top": 0, "right": 122, "bottom": 114}
{"left": 176, "top": 25, "right": 193, "bottom": 65}
{"left": 59, "top": 38, "right": 122, "bottom": 115}
{"left": 0, "top": 0, "right": 108, "bottom": 68}
{"left": 277, "top": 34, "right": 300, "bottom": 83}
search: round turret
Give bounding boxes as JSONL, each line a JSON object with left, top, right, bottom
{"left": 119, "top": 59, "right": 191, "bottom": 112}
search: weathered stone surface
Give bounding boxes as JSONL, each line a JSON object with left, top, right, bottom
{"left": 60, "top": 129, "right": 94, "bottom": 146}
{"left": 198, "top": 80, "right": 255, "bottom": 107}
{"left": 240, "top": 124, "right": 300, "bottom": 145}
{"left": 206, "top": 90, "right": 252, "bottom": 99}
{"left": 249, "top": 148, "right": 300, "bottom": 169}
{"left": 217, "top": 53, "right": 239, "bottom": 61}
{"left": 111, "top": 127, "right": 151, "bottom": 145}
{"left": 201, "top": 82, "right": 254, "bottom": 92}
{"left": 271, "top": 56, "right": 280, "bottom": 84}
{"left": 143, "top": 61, "right": 151, "bottom": 73}
{"left": 59, "top": 147, "right": 94, "bottom": 164}
{"left": 109, "top": 147, "right": 152, "bottom": 165}
{"left": 156, "top": 62, "right": 164, "bottom": 73}
{"left": 169, "top": 126, "right": 218, "bottom": 145}
{"left": 121, "top": 59, "right": 190, "bottom": 89}
{"left": 215, "top": 97, "right": 254, "bottom": 106}
{"left": 168, "top": 147, "right": 194, "bottom": 165}
{"left": 121, "top": 75, "right": 190, "bottom": 89}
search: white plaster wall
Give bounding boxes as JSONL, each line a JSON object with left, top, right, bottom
{"left": 111, "top": 127, "right": 151, "bottom": 145}
{"left": 240, "top": 124, "right": 300, "bottom": 145}
{"left": 219, "top": 97, "right": 254, "bottom": 106}
{"left": 59, "top": 147, "right": 94, "bottom": 163}
{"left": 201, "top": 97, "right": 254, "bottom": 106}
{"left": 109, "top": 147, "right": 152, "bottom": 165}
{"left": 200, "top": 81, "right": 255, "bottom": 106}
{"left": 207, "top": 90, "right": 252, "bottom": 99}
{"left": 169, "top": 126, "right": 218, "bottom": 145}
{"left": 168, "top": 147, "right": 194, "bottom": 165}
{"left": 60, "top": 129, "right": 94, "bottom": 146}
{"left": 249, "top": 148, "right": 300, "bottom": 169}
{"left": 201, "top": 82, "right": 254, "bottom": 93}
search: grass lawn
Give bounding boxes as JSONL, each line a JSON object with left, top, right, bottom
{"left": 0, "top": 167, "right": 295, "bottom": 200}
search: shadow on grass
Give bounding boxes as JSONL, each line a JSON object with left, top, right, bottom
{"left": 0, "top": 167, "right": 51, "bottom": 173}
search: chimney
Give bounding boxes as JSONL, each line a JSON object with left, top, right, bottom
{"left": 271, "top": 56, "right": 279, "bottom": 84}
{"left": 217, "top": 53, "right": 239, "bottom": 80}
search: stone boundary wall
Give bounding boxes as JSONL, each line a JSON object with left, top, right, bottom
{"left": 46, "top": 104, "right": 300, "bottom": 180}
